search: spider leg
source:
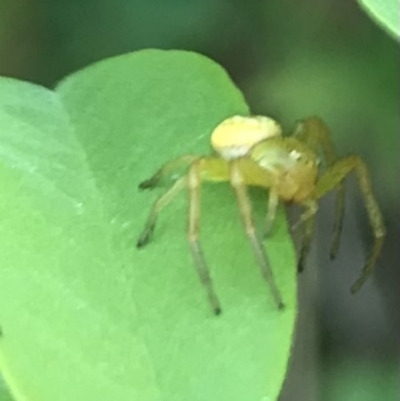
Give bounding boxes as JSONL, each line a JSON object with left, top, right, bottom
{"left": 315, "top": 155, "right": 386, "bottom": 292}
{"left": 294, "top": 117, "right": 345, "bottom": 259}
{"left": 291, "top": 200, "right": 318, "bottom": 272}
{"left": 137, "top": 177, "right": 186, "bottom": 247}
{"left": 263, "top": 189, "right": 279, "bottom": 238}
{"left": 187, "top": 162, "right": 222, "bottom": 315}
{"left": 291, "top": 200, "right": 318, "bottom": 232}
{"left": 139, "top": 154, "right": 198, "bottom": 189}
{"left": 298, "top": 216, "right": 316, "bottom": 273}
{"left": 229, "top": 160, "right": 284, "bottom": 309}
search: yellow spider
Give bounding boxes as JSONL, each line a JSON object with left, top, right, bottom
{"left": 137, "top": 115, "right": 385, "bottom": 315}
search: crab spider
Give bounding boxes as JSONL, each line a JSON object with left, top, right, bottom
{"left": 137, "top": 115, "right": 385, "bottom": 315}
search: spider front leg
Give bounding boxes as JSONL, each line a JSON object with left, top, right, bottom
{"left": 137, "top": 160, "right": 222, "bottom": 314}
{"left": 291, "top": 200, "right": 318, "bottom": 273}
{"left": 315, "top": 155, "right": 386, "bottom": 292}
{"left": 291, "top": 199, "right": 318, "bottom": 231}
{"left": 230, "top": 160, "right": 284, "bottom": 309}
{"left": 263, "top": 189, "right": 279, "bottom": 238}
{"left": 137, "top": 177, "right": 187, "bottom": 247}
{"left": 187, "top": 162, "right": 222, "bottom": 315}
{"left": 294, "top": 117, "right": 345, "bottom": 259}
{"left": 298, "top": 216, "right": 316, "bottom": 273}
{"left": 139, "top": 154, "right": 198, "bottom": 189}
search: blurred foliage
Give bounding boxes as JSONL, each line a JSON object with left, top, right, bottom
{"left": 358, "top": 0, "right": 400, "bottom": 40}
{"left": 322, "top": 357, "right": 398, "bottom": 401}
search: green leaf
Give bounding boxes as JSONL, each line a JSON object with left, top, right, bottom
{"left": 358, "top": 0, "right": 400, "bottom": 40}
{"left": 0, "top": 50, "right": 297, "bottom": 401}
{"left": 0, "top": 376, "right": 15, "bottom": 401}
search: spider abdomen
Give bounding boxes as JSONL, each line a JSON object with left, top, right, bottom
{"left": 211, "top": 115, "right": 282, "bottom": 160}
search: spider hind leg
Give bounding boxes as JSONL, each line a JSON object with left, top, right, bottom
{"left": 294, "top": 117, "right": 345, "bottom": 259}
{"left": 315, "top": 155, "right": 385, "bottom": 292}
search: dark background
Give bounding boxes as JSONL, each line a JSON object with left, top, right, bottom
{"left": 0, "top": 1, "right": 398, "bottom": 400}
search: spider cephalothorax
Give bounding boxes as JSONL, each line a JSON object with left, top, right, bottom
{"left": 137, "top": 115, "right": 385, "bottom": 315}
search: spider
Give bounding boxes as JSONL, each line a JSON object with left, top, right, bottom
{"left": 137, "top": 115, "right": 385, "bottom": 315}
